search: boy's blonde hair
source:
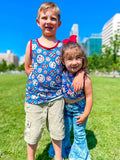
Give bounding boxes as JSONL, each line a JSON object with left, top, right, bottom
{"left": 37, "top": 2, "right": 60, "bottom": 21}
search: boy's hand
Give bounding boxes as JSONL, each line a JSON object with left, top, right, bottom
{"left": 71, "top": 70, "right": 84, "bottom": 92}
{"left": 76, "top": 113, "right": 87, "bottom": 125}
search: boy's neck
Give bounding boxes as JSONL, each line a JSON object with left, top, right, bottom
{"left": 38, "top": 35, "right": 58, "bottom": 48}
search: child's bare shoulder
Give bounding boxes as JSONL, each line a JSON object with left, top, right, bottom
{"left": 84, "top": 74, "right": 92, "bottom": 85}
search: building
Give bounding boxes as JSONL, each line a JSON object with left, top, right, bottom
{"left": 81, "top": 34, "right": 102, "bottom": 56}
{"left": 0, "top": 50, "right": 19, "bottom": 67}
{"left": 102, "top": 13, "right": 120, "bottom": 55}
{"left": 70, "top": 24, "right": 80, "bottom": 43}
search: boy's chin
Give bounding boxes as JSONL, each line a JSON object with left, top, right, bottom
{"left": 44, "top": 32, "right": 55, "bottom": 37}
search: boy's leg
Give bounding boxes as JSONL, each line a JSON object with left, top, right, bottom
{"left": 52, "top": 139, "right": 62, "bottom": 160}
{"left": 48, "top": 98, "right": 65, "bottom": 160}
{"left": 27, "top": 143, "right": 38, "bottom": 160}
{"left": 24, "top": 102, "right": 48, "bottom": 160}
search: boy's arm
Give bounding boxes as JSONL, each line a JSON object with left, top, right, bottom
{"left": 76, "top": 75, "right": 93, "bottom": 125}
{"left": 24, "top": 41, "right": 33, "bottom": 76}
{"left": 71, "top": 70, "right": 85, "bottom": 92}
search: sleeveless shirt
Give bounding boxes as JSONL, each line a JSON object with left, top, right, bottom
{"left": 25, "top": 39, "right": 63, "bottom": 104}
{"left": 62, "top": 70, "right": 85, "bottom": 100}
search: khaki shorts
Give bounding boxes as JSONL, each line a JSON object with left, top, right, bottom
{"left": 24, "top": 97, "right": 65, "bottom": 145}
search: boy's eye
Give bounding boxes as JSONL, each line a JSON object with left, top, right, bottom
{"left": 42, "top": 16, "right": 47, "bottom": 20}
{"left": 51, "top": 17, "right": 57, "bottom": 21}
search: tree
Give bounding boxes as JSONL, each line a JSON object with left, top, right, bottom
{"left": 110, "top": 31, "right": 120, "bottom": 76}
{"left": 17, "top": 63, "right": 25, "bottom": 71}
{"left": 87, "top": 53, "right": 100, "bottom": 72}
{"left": 101, "top": 30, "right": 120, "bottom": 77}
{"left": 100, "top": 45, "right": 113, "bottom": 72}
{"left": 7, "top": 63, "right": 16, "bottom": 71}
{"left": 0, "top": 60, "right": 7, "bottom": 72}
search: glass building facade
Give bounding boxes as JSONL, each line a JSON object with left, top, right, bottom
{"left": 81, "top": 34, "right": 102, "bottom": 57}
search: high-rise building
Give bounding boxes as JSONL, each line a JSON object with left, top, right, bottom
{"left": 0, "top": 50, "right": 19, "bottom": 67}
{"left": 81, "top": 34, "right": 102, "bottom": 56}
{"left": 70, "top": 24, "right": 80, "bottom": 43}
{"left": 102, "top": 13, "right": 120, "bottom": 55}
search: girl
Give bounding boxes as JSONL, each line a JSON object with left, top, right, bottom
{"left": 49, "top": 36, "right": 93, "bottom": 160}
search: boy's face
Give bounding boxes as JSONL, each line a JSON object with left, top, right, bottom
{"left": 37, "top": 8, "right": 61, "bottom": 37}
{"left": 62, "top": 47, "right": 82, "bottom": 74}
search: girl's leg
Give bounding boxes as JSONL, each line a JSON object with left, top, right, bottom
{"left": 69, "top": 116, "right": 91, "bottom": 160}
{"left": 61, "top": 111, "right": 73, "bottom": 158}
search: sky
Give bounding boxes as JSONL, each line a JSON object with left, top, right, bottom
{"left": 0, "top": 0, "right": 120, "bottom": 61}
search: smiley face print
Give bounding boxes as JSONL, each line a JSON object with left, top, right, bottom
{"left": 56, "top": 89, "right": 62, "bottom": 96}
{"left": 56, "top": 75, "right": 61, "bottom": 83}
{"left": 37, "top": 55, "right": 44, "bottom": 63}
{"left": 32, "top": 44, "right": 37, "bottom": 50}
{"left": 37, "top": 49, "right": 42, "bottom": 53}
{"left": 49, "top": 61, "right": 56, "bottom": 68}
{"left": 33, "top": 79, "right": 38, "bottom": 86}
{"left": 37, "top": 74, "right": 45, "bottom": 83}
{"left": 55, "top": 56, "right": 61, "bottom": 65}
{"left": 50, "top": 81, "right": 56, "bottom": 88}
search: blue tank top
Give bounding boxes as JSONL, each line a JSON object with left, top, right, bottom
{"left": 25, "top": 39, "right": 63, "bottom": 104}
{"left": 62, "top": 70, "right": 85, "bottom": 100}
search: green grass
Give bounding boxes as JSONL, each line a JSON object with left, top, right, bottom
{"left": 0, "top": 74, "right": 120, "bottom": 160}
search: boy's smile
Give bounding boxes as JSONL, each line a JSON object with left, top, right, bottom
{"left": 37, "top": 8, "right": 61, "bottom": 37}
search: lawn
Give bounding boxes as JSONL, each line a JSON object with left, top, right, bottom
{"left": 0, "top": 74, "right": 120, "bottom": 160}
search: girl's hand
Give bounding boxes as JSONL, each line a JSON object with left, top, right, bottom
{"left": 76, "top": 113, "right": 87, "bottom": 125}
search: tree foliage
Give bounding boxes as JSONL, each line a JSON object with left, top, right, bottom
{"left": 17, "top": 63, "right": 25, "bottom": 71}
{"left": 0, "top": 60, "right": 7, "bottom": 72}
{"left": 0, "top": 60, "right": 25, "bottom": 72}
{"left": 87, "top": 30, "right": 120, "bottom": 76}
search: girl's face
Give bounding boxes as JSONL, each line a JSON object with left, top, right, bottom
{"left": 37, "top": 8, "right": 61, "bottom": 37}
{"left": 62, "top": 47, "right": 82, "bottom": 74}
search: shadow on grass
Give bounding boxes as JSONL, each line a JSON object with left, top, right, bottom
{"left": 36, "top": 143, "right": 52, "bottom": 160}
{"left": 86, "top": 129, "right": 97, "bottom": 150}
{"left": 36, "top": 129, "right": 97, "bottom": 159}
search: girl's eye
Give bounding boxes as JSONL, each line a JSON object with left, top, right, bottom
{"left": 68, "top": 58, "right": 72, "bottom": 60}
{"left": 76, "top": 56, "right": 81, "bottom": 59}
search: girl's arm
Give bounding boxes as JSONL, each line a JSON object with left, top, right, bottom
{"left": 24, "top": 41, "right": 33, "bottom": 76}
{"left": 76, "top": 75, "right": 93, "bottom": 125}
{"left": 71, "top": 70, "right": 85, "bottom": 92}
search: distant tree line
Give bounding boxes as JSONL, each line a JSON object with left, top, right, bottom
{"left": 0, "top": 59, "right": 25, "bottom": 72}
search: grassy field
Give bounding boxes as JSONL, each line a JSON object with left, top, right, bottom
{"left": 0, "top": 74, "right": 120, "bottom": 160}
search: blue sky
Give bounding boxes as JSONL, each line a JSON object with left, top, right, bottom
{"left": 0, "top": 0, "right": 120, "bottom": 60}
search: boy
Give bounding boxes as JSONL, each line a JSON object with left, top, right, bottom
{"left": 24, "top": 2, "right": 83, "bottom": 160}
